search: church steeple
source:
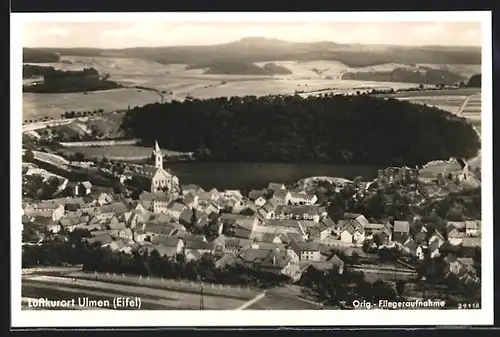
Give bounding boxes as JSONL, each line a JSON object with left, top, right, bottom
{"left": 153, "top": 140, "right": 163, "bottom": 169}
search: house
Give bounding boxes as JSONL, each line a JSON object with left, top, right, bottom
{"left": 392, "top": 221, "right": 410, "bottom": 243}
{"left": 271, "top": 189, "right": 291, "bottom": 206}
{"left": 203, "top": 200, "right": 222, "bottom": 216}
{"left": 373, "top": 225, "right": 392, "bottom": 245}
{"left": 248, "top": 189, "right": 265, "bottom": 201}
{"left": 215, "top": 252, "right": 239, "bottom": 269}
{"left": 234, "top": 217, "right": 259, "bottom": 232}
{"left": 361, "top": 223, "right": 385, "bottom": 235}
{"left": 184, "top": 240, "right": 215, "bottom": 255}
{"left": 166, "top": 201, "right": 188, "bottom": 219}
{"left": 101, "top": 202, "right": 129, "bottom": 217}
{"left": 288, "top": 240, "right": 322, "bottom": 262}
{"left": 279, "top": 232, "right": 306, "bottom": 244}
{"left": 183, "top": 192, "right": 199, "bottom": 209}
{"left": 240, "top": 248, "right": 293, "bottom": 276}
{"left": 461, "top": 237, "right": 481, "bottom": 257}
{"left": 254, "top": 196, "right": 267, "bottom": 208}
{"left": 308, "top": 255, "right": 345, "bottom": 274}
{"left": 259, "top": 233, "right": 283, "bottom": 244}
{"left": 267, "top": 183, "right": 286, "bottom": 192}
{"left": 140, "top": 244, "right": 179, "bottom": 259}
{"left": 108, "top": 220, "right": 127, "bottom": 231}
{"left": 224, "top": 190, "right": 244, "bottom": 201}
{"left": 118, "top": 228, "right": 134, "bottom": 242}
{"left": 24, "top": 204, "right": 65, "bottom": 221}
{"left": 224, "top": 237, "right": 253, "bottom": 254}
{"left": 403, "top": 238, "right": 424, "bottom": 259}
{"left": 447, "top": 221, "right": 466, "bottom": 232}
{"left": 447, "top": 224, "right": 465, "bottom": 246}
{"left": 308, "top": 217, "right": 336, "bottom": 241}
{"left": 133, "top": 230, "right": 148, "bottom": 243}
{"left": 181, "top": 184, "right": 204, "bottom": 195}
{"left": 465, "top": 221, "right": 480, "bottom": 237}
{"left": 282, "top": 205, "right": 326, "bottom": 222}
{"left": 141, "top": 222, "right": 176, "bottom": 242}
{"left": 107, "top": 240, "right": 132, "bottom": 254}
{"left": 79, "top": 181, "right": 92, "bottom": 195}
{"left": 339, "top": 220, "right": 365, "bottom": 244}
{"left": 232, "top": 227, "right": 253, "bottom": 240}
{"left": 186, "top": 250, "right": 204, "bottom": 262}
{"left": 59, "top": 215, "right": 89, "bottom": 232}
{"left": 197, "top": 190, "right": 218, "bottom": 207}
{"left": 265, "top": 219, "right": 308, "bottom": 238}
{"left": 97, "top": 192, "right": 113, "bottom": 206}
{"left": 428, "top": 229, "right": 445, "bottom": 253}
{"left": 152, "top": 192, "right": 172, "bottom": 214}
{"left": 344, "top": 213, "right": 369, "bottom": 229}
{"left": 288, "top": 192, "right": 318, "bottom": 206}
{"left": 84, "top": 234, "right": 114, "bottom": 247}
{"left": 257, "top": 199, "right": 278, "bottom": 220}
{"left": 213, "top": 234, "right": 227, "bottom": 255}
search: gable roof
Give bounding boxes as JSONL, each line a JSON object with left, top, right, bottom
{"left": 393, "top": 221, "right": 410, "bottom": 233}
{"left": 465, "top": 221, "right": 480, "bottom": 230}
{"left": 448, "top": 221, "right": 466, "bottom": 230}
{"left": 462, "top": 237, "right": 481, "bottom": 248}
{"left": 273, "top": 189, "right": 290, "bottom": 199}
{"left": 248, "top": 189, "right": 265, "bottom": 200}
{"left": 268, "top": 183, "right": 285, "bottom": 191}
{"left": 184, "top": 240, "right": 214, "bottom": 251}
{"left": 81, "top": 181, "right": 92, "bottom": 189}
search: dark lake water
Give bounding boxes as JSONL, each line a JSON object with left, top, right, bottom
{"left": 164, "top": 162, "right": 379, "bottom": 191}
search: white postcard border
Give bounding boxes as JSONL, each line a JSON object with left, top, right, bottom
{"left": 11, "top": 11, "right": 493, "bottom": 327}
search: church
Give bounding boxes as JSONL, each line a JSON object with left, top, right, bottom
{"left": 150, "top": 141, "right": 180, "bottom": 193}
{"left": 128, "top": 141, "right": 180, "bottom": 194}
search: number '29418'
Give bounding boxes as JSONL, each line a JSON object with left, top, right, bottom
{"left": 458, "top": 303, "right": 480, "bottom": 309}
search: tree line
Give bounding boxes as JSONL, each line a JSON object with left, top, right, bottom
{"left": 121, "top": 94, "right": 480, "bottom": 167}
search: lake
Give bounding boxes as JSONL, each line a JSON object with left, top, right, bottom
{"left": 163, "top": 162, "right": 379, "bottom": 191}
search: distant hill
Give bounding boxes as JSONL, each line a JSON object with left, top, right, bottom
{"left": 23, "top": 48, "right": 60, "bottom": 63}
{"left": 26, "top": 37, "right": 482, "bottom": 68}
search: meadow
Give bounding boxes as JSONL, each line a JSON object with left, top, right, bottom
{"left": 23, "top": 274, "right": 254, "bottom": 310}
{"left": 23, "top": 56, "right": 475, "bottom": 119}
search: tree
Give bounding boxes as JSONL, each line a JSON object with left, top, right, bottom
{"left": 371, "top": 280, "right": 397, "bottom": 301}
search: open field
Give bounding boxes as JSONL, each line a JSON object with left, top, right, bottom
{"left": 23, "top": 89, "right": 159, "bottom": 120}
{"left": 67, "top": 271, "right": 259, "bottom": 300}
{"left": 23, "top": 275, "right": 251, "bottom": 310}
{"left": 24, "top": 56, "right": 476, "bottom": 119}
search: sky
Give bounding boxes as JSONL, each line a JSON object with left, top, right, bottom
{"left": 22, "top": 21, "right": 482, "bottom": 49}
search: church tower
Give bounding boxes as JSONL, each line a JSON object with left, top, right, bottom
{"left": 153, "top": 141, "right": 163, "bottom": 169}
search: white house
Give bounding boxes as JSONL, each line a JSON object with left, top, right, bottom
{"left": 272, "top": 190, "right": 291, "bottom": 206}
{"left": 339, "top": 220, "right": 365, "bottom": 244}
{"left": 465, "top": 221, "right": 480, "bottom": 237}
{"left": 255, "top": 196, "right": 267, "bottom": 208}
{"left": 288, "top": 192, "right": 318, "bottom": 206}
{"left": 79, "top": 181, "right": 92, "bottom": 195}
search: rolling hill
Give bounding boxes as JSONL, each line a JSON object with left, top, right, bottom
{"left": 26, "top": 37, "right": 481, "bottom": 68}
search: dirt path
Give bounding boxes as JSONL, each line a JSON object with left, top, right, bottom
{"left": 235, "top": 292, "right": 267, "bottom": 310}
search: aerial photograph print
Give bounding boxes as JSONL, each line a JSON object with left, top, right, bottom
{"left": 12, "top": 11, "right": 492, "bottom": 328}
